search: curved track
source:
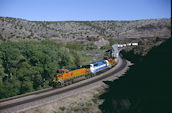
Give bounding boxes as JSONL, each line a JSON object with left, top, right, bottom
{"left": 0, "top": 57, "right": 127, "bottom": 112}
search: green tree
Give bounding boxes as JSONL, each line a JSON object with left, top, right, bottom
{"left": 21, "top": 81, "right": 33, "bottom": 94}
{"left": 33, "top": 74, "right": 42, "bottom": 89}
{"left": 0, "top": 40, "right": 93, "bottom": 99}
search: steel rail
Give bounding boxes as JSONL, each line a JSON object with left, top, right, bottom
{"left": 0, "top": 58, "right": 127, "bottom": 111}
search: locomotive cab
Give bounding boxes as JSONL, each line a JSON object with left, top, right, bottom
{"left": 90, "top": 64, "right": 95, "bottom": 74}
{"left": 54, "top": 69, "right": 69, "bottom": 83}
{"left": 54, "top": 73, "right": 61, "bottom": 82}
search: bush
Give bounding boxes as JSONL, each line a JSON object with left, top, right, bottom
{"left": 0, "top": 40, "right": 93, "bottom": 99}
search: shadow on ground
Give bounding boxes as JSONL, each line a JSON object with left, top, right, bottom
{"left": 99, "top": 38, "right": 172, "bottom": 113}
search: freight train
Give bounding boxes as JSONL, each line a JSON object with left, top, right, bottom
{"left": 53, "top": 45, "right": 119, "bottom": 88}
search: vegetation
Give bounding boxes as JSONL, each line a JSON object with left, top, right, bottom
{"left": 0, "top": 40, "right": 93, "bottom": 99}
{"left": 0, "top": 17, "right": 170, "bottom": 42}
{"left": 0, "top": 34, "right": 6, "bottom": 41}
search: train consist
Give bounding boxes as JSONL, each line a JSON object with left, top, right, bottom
{"left": 53, "top": 44, "right": 119, "bottom": 87}
{"left": 53, "top": 43, "right": 139, "bottom": 87}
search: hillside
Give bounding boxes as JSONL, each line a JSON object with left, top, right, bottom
{"left": 99, "top": 38, "right": 172, "bottom": 113}
{"left": 0, "top": 17, "right": 171, "bottom": 46}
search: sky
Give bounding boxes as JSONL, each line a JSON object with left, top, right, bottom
{"left": 0, "top": 0, "right": 171, "bottom": 21}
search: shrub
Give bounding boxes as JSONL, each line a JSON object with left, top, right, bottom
{"left": 0, "top": 40, "right": 93, "bottom": 99}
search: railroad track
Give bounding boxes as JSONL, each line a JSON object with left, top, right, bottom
{"left": 0, "top": 57, "right": 127, "bottom": 113}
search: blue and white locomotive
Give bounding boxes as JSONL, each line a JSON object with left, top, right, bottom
{"left": 90, "top": 60, "right": 111, "bottom": 75}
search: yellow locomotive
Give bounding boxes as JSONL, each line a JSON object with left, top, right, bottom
{"left": 53, "top": 67, "right": 91, "bottom": 87}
